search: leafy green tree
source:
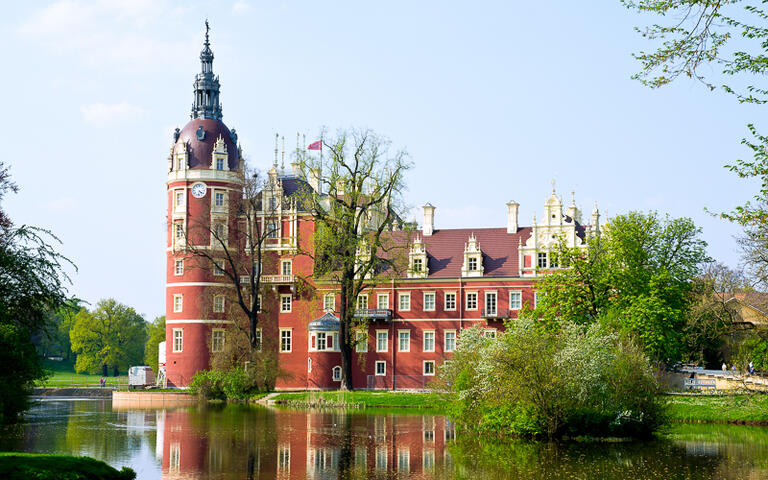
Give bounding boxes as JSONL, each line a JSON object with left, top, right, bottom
{"left": 299, "top": 129, "right": 412, "bottom": 389}
{"left": 0, "top": 162, "right": 74, "bottom": 422}
{"left": 35, "top": 298, "right": 84, "bottom": 360}
{"left": 70, "top": 299, "right": 147, "bottom": 374}
{"left": 144, "top": 316, "right": 165, "bottom": 370}
{"left": 529, "top": 211, "right": 710, "bottom": 361}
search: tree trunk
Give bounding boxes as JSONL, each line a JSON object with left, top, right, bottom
{"left": 339, "top": 278, "right": 354, "bottom": 390}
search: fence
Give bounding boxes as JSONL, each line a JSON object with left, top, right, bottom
{"left": 366, "top": 375, "right": 432, "bottom": 391}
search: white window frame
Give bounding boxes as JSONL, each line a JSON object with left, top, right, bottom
{"left": 423, "top": 360, "right": 436, "bottom": 376}
{"left": 444, "top": 330, "right": 456, "bottom": 352}
{"left": 376, "top": 330, "right": 388, "bottom": 353}
{"left": 175, "top": 190, "right": 185, "bottom": 210}
{"left": 174, "top": 222, "right": 184, "bottom": 240}
{"left": 398, "top": 330, "right": 410, "bottom": 352}
{"left": 280, "top": 294, "right": 292, "bottom": 313}
{"left": 423, "top": 330, "right": 435, "bottom": 352}
{"left": 332, "top": 366, "right": 342, "bottom": 381}
{"left": 423, "top": 292, "right": 435, "bottom": 312}
{"left": 172, "top": 328, "right": 183, "bottom": 352}
{"left": 537, "top": 252, "right": 548, "bottom": 268}
{"left": 357, "top": 294, "right": 369, "bottom": 310}
{"left": 444, "top": 291, "right": 456, "bottom": 311}
{"left": 213, "top": 295, "right": 225, "bottom": 313}
{"left": 211, "top": 328, "right": 225, "bottom": 353}
{"left": 465, "top": 291, "right": 478, "bottom": 311}
{"left": 278, "top": 444, "right": 290, "bottom": 472}
{"left": 355, "top": 331, "right": 368, "bottom": 352}
{"left": 214, "top": 191, "right": 225, "bottom": 207}
{"left": 398, "top": 447, "right": 410, "bottom": 473}
{"left": 413, "top": 257, "right": 423, "bottom": 272}
{"left": 534, "top": 291, "right": 542, "bottom": 308}
{"left": 280, "top": 328, "right": 292, "bottom": 353}
{"left": 398, "top": 292, "right": 411, "bottom": 311}
{"left": 323, "top": 293, "right": 335, "bottom": 312}
{"left": 510, "top": 291, "right": 522, "bottom": 310}
{"left": 468, "top": 257, "right": 478, "bottom": 271}
{"left": 375, "top": 361, "right": 386, "bottom": 376}
{"left": 484, "top": 329, "right": 497, "bottom": 339}
{"left": 174, "top": 259, "right": 184, "bottom": 276}
{"left": 281, "top": 259, "right": 292, "bottom": 276}
{"left": 173, "top": 294, "right": 183, "bottom": 313}
{"left": 213, "top": 259, "right": 225, "bottom": 276}
{"left": 377, "top": 293, "right": 389, "bottom": 309}
{"left": 485, "top": 291, "right": 497, "bottom": 316}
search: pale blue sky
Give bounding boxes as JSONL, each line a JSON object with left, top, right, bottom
{"left": 1, "top": 1, "right": 756, "bottom": 319}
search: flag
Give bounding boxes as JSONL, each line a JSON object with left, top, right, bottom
{"left": 308, "top": 140, "right": 322, "bottom": 151}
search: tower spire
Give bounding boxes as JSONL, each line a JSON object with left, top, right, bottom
{"left": 191, "top": 20, "right": 222, "bottom": 120}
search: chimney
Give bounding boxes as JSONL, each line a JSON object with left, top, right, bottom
{"left": 423, "top": 203, "right": 435, "bottom": 236}
{"left": 309, "top": 168, "right": 322, "bottom": 193}
{"left": 506, "top": 200, "right": 519, "bottom": 234}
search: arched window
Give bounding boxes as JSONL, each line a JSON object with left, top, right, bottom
{"left": 332, "top": 366, "right": 341, "bottom": 381}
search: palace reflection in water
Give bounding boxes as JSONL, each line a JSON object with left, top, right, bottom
{"left": 3, "top": 398, "right": 768, "bottom": 479}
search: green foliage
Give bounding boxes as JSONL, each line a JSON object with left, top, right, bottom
{"left": 189, "top": 367, "right": 269, "bottom": 401}
{"left": 529, "top": 211, "right": 709, "bottom": 362}
{"left": 143, "top": 316, "right": 165, "bottom": 370}
{"left": 441, "top": 322, "right": 664, "bottom": 439}
{"left": 0, "top": 453, "right": 135, "bottom": 480}
{"left": 70, "top": 299, "right": 147, "bottom": 374}
{"left": 0, "top": 324, "right": 46, "bottom": 423}
{"left": 35, "top": 298, "right": 83, "bottom": 360}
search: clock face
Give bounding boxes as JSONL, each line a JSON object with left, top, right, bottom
{"left": 191, "top": 183, "right": 207, "bottom": 198}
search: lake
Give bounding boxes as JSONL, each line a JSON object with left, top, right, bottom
{"left": 1, "top": 397, "right": 767, "bottom": 479}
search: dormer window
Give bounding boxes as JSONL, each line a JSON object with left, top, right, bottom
{"left": 461, "top": 234, "right": 484, "bottom": 277}
{"left": 413, "top": 258, "right": 423, "bottom": 272}
{"left": 216, "top": 157, "right": 224, "bottom": 170}
{"left": 408, "top": 237, "right": 429, "bottom": 278}
{"left": 269, "top": 197, "right": 277, "bottom": 211}
{"left": 468, "top": 257, "right": 477, "bottom": 271}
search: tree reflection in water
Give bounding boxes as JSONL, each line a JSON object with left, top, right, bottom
{"left": 2, "top": 399, "right": 768, "bottom": 479}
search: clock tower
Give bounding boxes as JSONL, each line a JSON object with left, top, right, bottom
{"left": 164, "top": 23, "right": 244, "bottom": 387}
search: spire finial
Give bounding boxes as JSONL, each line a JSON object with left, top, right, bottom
{"left": 551, "top": 179, "right": 556, "bottom": 194}
{"left": 571, "top": 190, "right": 575, "bottom": 206}
{"left": 274, "top": 133, "right": 279, "bottom": 168}
{"left": 205, "top": 19, "right": 210, "bottom": 44}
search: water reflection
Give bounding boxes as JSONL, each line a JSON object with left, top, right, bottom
{"left": 2, "top": 398, "right": 768, "bottom": 479}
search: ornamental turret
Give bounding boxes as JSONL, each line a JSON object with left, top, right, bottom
{"left": 191, "top": 21, "right": 223, "bottom": 120}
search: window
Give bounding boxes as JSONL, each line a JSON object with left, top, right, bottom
{"left": 280, "top": 329, "right": 292, "bottom": 352}
{"left": 316, "top": 332, "right": 327, "bottom": 350}
{"left": 534, "top": 291, "right": 542, "bottom": 307}
{"left": 176, "top": 156, "right": 184, "bottom": 170}
{"left": 398, "top": 448, "right": 410, "bottom": 473}
{"left": 173, "top": 294, "right": 183, "bottom": 313}
{"left": 424, "top": 331, "right": 435, "bottom": 352}
{"left": 376, "top": 330, "right": 388, "bottom": 352}
{"left": 484, "top": 329, "right": 497, "bottom": 339}
{"left": 445, "top": 331, "right": 456, "bottom": 352}
{"left": 169, "top": 443, "right": 180, "bottom": 472}
{"left": 398, "top": 292, "right": 411, "bottom": 311}
{"left": 444, "top": 292, "right": 456, "bottom": 311}
{"left": 376, "top": 447, "right": 387, "bottom": 471}
{"left": 375, "top": 361, "right": 386, "bottom": 376}
{"left": 424, "top": 360, "right": 435, "bottom": 376}
{"left": 255, "top": 294, "right": 262, "bottom": 313}
{"left": 175, "top": 223, "right": 183, "bottom": 240}
{"left": 281, "top": 259, "right": 292, "bottom": 275}
{"left": 212, "top": 329, "right": 225, "bottom": 352}
{"left": 355, "top": 331, "right": 368, "bottom": 352}
{"left": 175, "top": 191, "right": 184, "bottom": 208}
{"left": 278, "top": 444, "right": 290, "bottom": 472}
{"left": 357, "top": 295, "right": 368, "bottom": 310}
{"left": 332, "top": 366, "right": 341, "bottom": 381}
{"left": 468, "top": 257, "right": 478, "bottom": 271}
{"left": 213, "top": 223, "right": 226, "bottom": 240}
{"left": 413, "top": 258, "right": 423, "bottom": 272}
{"left": 269, "top": 197, "right": 277, "bottom": 211}
{"left": 398, "top": 330, "right": 410, "bottom": 352}
{"left": 537, "top": 252, "right": 547, "bottom": 268}
{"left": 423, "top": 449, "right": 435, "bottom": 470}
{"left": 214, "top": 191, "right": 224, "bottom": 207}
{"left": 510, "top": 291, "right": 522, "bottom": 310}
{"left": 423, "top": 292, "right": 435, "bottom": 311}
{"left": 173, "top": 328, "right": 183, "bottom": 352}
{"left": 267, "top": 222, "right": 277, "bottom": 238}
{"left": 174, "top": 259, "right": 183, "bottom": 276}
{"left": 485, "top": 292, "right": 497, "bottom": 316}
{"left": 216, "top": 157, "right": 224, "bottom": 170}
{"left": 466, "top": 292, "right": 477, "bottom": 310}
{"left": 280, "top": 294, "right": 292, "bottom": 313}
{"left": 323, "top": 293, "right": 335, "bottom": 312}
{"left": 255, "top": 328, "right": 262, "bottom": 352}
{"left": 213, "top": 295, "right": 225, "bottom": 313}
{"left": 550, "top": 252, "right": 559, "bottom": 268}
{"left": 377, "top": 294, "right": 389, "bottom": 309}
{"left": 213, "top": 259, "right": 224, "bottom": 276}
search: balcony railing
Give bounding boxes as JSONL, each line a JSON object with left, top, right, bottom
{"left": 481, "top": 308, "right": 505, "bottom": 319}
{"left": 354, "top": 308, "right": 393, "bottom": 321}
{"left": 261, "top": 274, "right": 295, "bottom": 284}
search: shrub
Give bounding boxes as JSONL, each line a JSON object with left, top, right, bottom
{"left": 189, "top": 367, "right": 267, "bottom": 401}
{"left": 440, "top": 320, "right": 664, "bottom": 439}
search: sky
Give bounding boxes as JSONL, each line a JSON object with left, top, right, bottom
{"left": 0, "top": 1, "right": 758, "bottom": 320}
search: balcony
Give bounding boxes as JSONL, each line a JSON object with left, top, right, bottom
{"left": 261, "top": 274, "right": 295, "bottom": 284}
{"left": 481, "top": 308, "right": 506, "bottom": 320}
{"left": 354, "top": 308, "right": 393, "bottom": 322}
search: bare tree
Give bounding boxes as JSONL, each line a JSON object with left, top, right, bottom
{"left": 298, "top": 129, "right": 412, "bottom": 390}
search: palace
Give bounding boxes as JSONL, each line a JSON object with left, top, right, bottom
{"left": 163, "top": 28, "right": 600, "bottom": 389}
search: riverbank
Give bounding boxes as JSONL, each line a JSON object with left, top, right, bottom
{"left": 270, "top": 390, "right": 451, "bottom": 410}
{"left": 0, "top": 452, "right": 135, "bottom": 480}
{"left": 666, "top": 394, "right": 768, "bottom": 425}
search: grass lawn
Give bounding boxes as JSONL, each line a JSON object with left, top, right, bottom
{"left": 271, "top": 390, "right": 452, "bottom": 410}
{"left": 666, "top": 394, "right": 768, "bottom": 423}
{"left": 0, "top": 452, "right": 135, "bottom": 480}
{"left": 37, "top": 359, "right": 128, "bottom": 388}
